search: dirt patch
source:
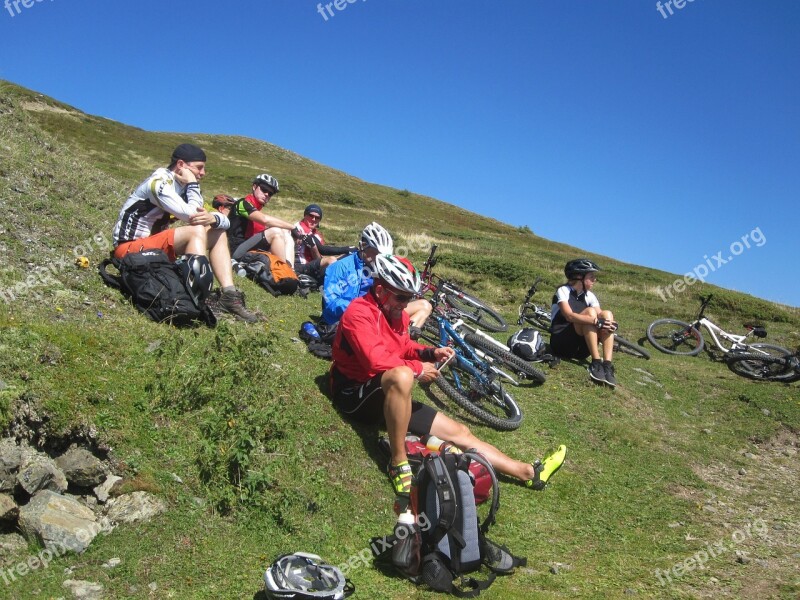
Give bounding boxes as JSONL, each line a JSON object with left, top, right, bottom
{"left": 21, "top": 101, "right": 81, "bottom": 120}
{"left": 686, "top": 427, "right": 800, "bottom": 598}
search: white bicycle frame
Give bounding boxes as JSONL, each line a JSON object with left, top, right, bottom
{"left": 692, "top": 317, "right": 760, "bottom": 354}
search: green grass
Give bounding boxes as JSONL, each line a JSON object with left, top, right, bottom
{"left": 0, "top": 80, "right": 798, "bottom": 599}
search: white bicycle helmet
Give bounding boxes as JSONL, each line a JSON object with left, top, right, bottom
{"left": 373, "top": 254, "right": 421, "bottom": 295}
{"left": 253, "top": 173, "right": 280, "bottom": 194}
{"left": 360, "top": 222, "right": 393, "bottom": 253}
{"left": 264, "top": 552, "right": 353, "bottom": 600}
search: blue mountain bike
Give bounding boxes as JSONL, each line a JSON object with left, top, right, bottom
{"left": 420, "top": 288, "right": 523, "bottom": 431}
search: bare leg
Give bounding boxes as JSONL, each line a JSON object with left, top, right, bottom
{"left": 405, "top": 299, "right": 433, "bottom": 328}
{"left": 428, "top": 413, "right": 535, "bottom": 481}
{"left": 207, "top": 228, "right": 234, "bottom": 288}
{"left": 380, "top": 366, "right": 415, "bottom": 467}
{"left": 173, "top": 224, "right": 208, "bottom": 256}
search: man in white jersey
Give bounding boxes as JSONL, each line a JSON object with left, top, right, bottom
{"left": 550, "top": 258, "right": 618, "bottom": 386}
{"left": 112, "top": 143, "right": 258, "bottom": 323}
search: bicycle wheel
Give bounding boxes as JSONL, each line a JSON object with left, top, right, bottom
{"left": 463, "top": 333, "right": 547, "bottom": 383}
{"left": 520, "top": 307, "right": 552, "bottom": 332}
{"left": 646, "top": 319, "right": 705, "bottom": 356}
{"left": 442, "top": 283, "right": 508, "bottom": 332}
{"left": 613, "top": 335, "right": 651, "bottom": 360}
{"left": 726, "top": 345, "right": 796, "bottom": 381}
{"left": 434, "top": 362, "right": 522, "bottom": 430}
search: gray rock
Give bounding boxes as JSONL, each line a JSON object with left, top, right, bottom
{"left": 738, "top": 468, "right": 747, "bottom": 476}
{"left": 63, "top": 579, "right": 104, "bottom": 600}
{"left": 744, "top": 452, "right": 757, "bottom": 460}
{"left": 102, "top": 557, "right": 121, "bottom": 569}
{"left": 55, "top": 448, "right": 106, "bottom": 488}
{"left": 18, "top": 490, "right": 99, "bottom": 553}
{"left": 0, "top": 439, "right": 23, "bottom": 492}
{"left": 93, "top": 475, "right": 123, "bottom": 504}
{"left": 106, "top": 492, "right": 166, "bottom": 525}
{"left": 735, "top": 550, "right": 751, "bottom": 564}
{"left": 0, "top": 532, "right": 28, "bottom": 558}
{"left": 0, "top": 438, "right": 23, "bottom": 471}
{"left": 0, "top": 493, "right": 19, "bottom": 522}
{"left": 761, "top": 408, "right": 771, "bottom": 416}
{"left": 17, "top": 452, "right": 68, "bottom": 495}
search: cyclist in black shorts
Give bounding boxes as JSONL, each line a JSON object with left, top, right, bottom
{"left": 330, "top": 254, "right": 566, "bottom": 497}
{"left": 550, "top": 258, "right": 618, "bottom": 386}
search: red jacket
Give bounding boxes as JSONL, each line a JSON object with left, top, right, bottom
{"left": 332, "top": 291, "right": 430, "bottom": 382}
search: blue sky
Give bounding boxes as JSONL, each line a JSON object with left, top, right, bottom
{"left": 1, "top": 1, "right": 798, "bottom": 306}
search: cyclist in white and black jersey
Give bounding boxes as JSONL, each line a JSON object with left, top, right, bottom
{"left": 111, "top": 143, "right": 258, "bottom": 323}
{"left": 550, "top": 258, "right": 619, "bottom": 386}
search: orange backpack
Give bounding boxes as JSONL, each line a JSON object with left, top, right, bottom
{"left": 238, "top": 250, "right": 299, "bottom": 296}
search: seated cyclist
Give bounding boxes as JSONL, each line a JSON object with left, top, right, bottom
{"left": 550, "top": 259, "right": 619, "bottom": 386}
{"left": 226, "top": 173, "right": 299, "bottom": 262}
{"left": 330, "top": 254, "right": 567, "bottom": 496}
{"left": 321, "top": 222, "right": 431, "bottom": 334}
{"left": 293, "top": 204, "right": 356, "bottom": 284}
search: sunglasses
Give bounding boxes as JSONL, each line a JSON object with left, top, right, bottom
{"left": 258, "top": 184, "right": 276, "bottom": 195}
{"left": 391, "top": 291, "right": 414, "bottom": 303}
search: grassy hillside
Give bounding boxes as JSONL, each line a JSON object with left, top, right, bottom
{"left": 0, "top": 80, "right": 798, "bottom": 599}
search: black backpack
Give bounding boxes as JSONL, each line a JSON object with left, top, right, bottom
{"left": 372, "top": 452, "right": 526, "bottom": 597}
{"left": 99, "top": 250, "right": 216, "bottom": 327}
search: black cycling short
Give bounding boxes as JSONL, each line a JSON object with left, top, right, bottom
{"left": 550, "top": 324, "right": 591, "bottom": 360}
{"left": 330, "top": 367, "right": 437, "bottom": 435}
{"left": 294, "top": 258, "right": 323, "bottom": 280}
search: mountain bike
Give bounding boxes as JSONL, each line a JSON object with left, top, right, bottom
{"left": 517, "top": 277, "right": 651, "bottom": 359}
{"left": 646, "top": 295, "right": 791, "bottom": 363}
{"left": 725, "top": 348, "right": 800, "bottom": 382}
{"left": 419, "top": 285, "right": 523, "bottom": 430}
{"left": 418, "top": 244, "right": 508, "bottom": 332}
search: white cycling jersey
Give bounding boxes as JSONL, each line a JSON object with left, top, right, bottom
{"left": 112, "top": 167, "right": 229, "bottom": 246}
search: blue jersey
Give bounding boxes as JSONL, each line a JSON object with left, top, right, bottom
{"left": 322, "top": 252, "right": 373, "bottom": 325}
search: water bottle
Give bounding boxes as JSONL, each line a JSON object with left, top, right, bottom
{"left": 301, "top": 321, "right": 320, "bottom": 340}
{"left": 423, "top": 434, "right": 462, "bottom": 454}
{"left": 391, "top": 510, "right": 420, "bottom": 571}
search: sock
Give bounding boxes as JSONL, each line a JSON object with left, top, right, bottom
{"left": 222, "top": 286, "right": 235, "bottom": 294}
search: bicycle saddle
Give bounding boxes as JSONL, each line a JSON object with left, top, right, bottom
{"left": 744, "top": 323, "right": 767, "bottom": 338}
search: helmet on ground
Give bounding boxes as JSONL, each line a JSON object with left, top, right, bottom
{"left": 564, "top": 258, "right": 600, "bottom": 279}
{"left": 176, "top": 254, "right": 214, "bottom": 306}
{"left": 507, "top": 328, "right": 545, "bottom": 361}
{"left": 360, "top": 222, "right": 393, "bottom": 253}
{"left": 373, "top": 254, "right": 421, "bottom": 295}
{"left": 263, "top": 552, "right": 353, "bottom": 600}
{"left": 253, "top": 173, "right": 280, "bottom": 194}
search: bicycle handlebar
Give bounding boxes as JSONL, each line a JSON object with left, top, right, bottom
{"left": 422, "top": 244, "right": 438, "bottom": 273}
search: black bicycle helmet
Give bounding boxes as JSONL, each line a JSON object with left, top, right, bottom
{"left": 176, "top": 254, "right": 214, "bottom": 306}
{"left": 564, "top": 258, "right": 600, "bottom": 280}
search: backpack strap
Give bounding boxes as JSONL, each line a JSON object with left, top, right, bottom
{"left": 461, "top": 452, "right": 499, "bottom": 533}
{"left": 98, "top": 257, "right": 123, "bottom": 291}
{"left": 423, "top": 454, "right": 461, "bottom": 548}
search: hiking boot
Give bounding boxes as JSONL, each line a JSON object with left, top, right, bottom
{"left": 219, "top": 289, "right": 259, "bottom": 323}
{"left": 409, "top": 325, "right": 423, "bottom": 341}
{"left": 526, "top": 444, "right": 566, "bottom": 491}
{"left": 388, "top": 460, "right": 413, "bottom": 496}
{"left": 588, "top": 360, "right": 605, "bottom": 384}
{"left": 603, "top": 361, "right": 617, "bottom": 387}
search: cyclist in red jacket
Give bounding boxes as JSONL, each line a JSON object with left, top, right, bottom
{"left": 330, "top": 254, "right": 566, "bottom": 497}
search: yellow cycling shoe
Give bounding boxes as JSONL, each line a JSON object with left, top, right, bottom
{"left": 526, "top": 444, "right": 567, "bottom": 491}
